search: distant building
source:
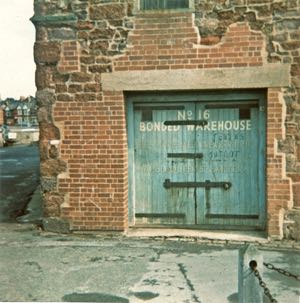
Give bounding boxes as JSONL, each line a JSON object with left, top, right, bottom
{"left": 0, "top": 96, "right": 37, "bottom": 127}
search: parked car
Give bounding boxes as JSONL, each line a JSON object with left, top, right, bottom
{"left": 1, "top": 125, "right": 16, "bottom": 147}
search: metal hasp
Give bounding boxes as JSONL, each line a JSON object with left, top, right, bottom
{"left": 163, "top": 179, "right": 232, "bottom": 190}
{"left": 167, "top": 153, "right": 203, "bottom": 159}
{"left": 164, "top": 120, "right": 208, "bottom": 126}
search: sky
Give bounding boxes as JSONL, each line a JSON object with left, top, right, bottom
{"left": 0, "top": 0, "right": 35, "bottom": 99}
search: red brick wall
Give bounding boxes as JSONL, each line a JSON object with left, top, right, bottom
{"left": 33, "top": 1, "right": 297, "bottom": 237}
{"left": 114, "top": 13, "right": 264, "bottom": 71}
{"left": 57, "top": 41, "right": 80, "bottom": 74}
{"left": 54, "top": 92, "right": 128, "bottom": 230}
{"left": 266, "top": 89, "right": 292, "bottom": 237}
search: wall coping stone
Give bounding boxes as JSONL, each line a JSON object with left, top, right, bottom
{"left": 102, "top": 65, "right": 290, "bottom": 91}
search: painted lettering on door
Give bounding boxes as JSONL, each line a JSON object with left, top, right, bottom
{"left": 139, "top": 110, "right": 252, "bottom": 132}
{"left": 132, "top": 100, "right": 265, "bottom": 229}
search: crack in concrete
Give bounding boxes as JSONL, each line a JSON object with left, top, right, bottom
{"left": 178, "top": 263, "right": 202, "bottom": 303}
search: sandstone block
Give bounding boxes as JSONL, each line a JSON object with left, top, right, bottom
{"left": 41, "top": 159, "right": 67, "bottom": 177}
{"left": 36, "top": 90, "right": 56, "bottom": 107}
{"left": 39, "top": 122, "right": 60, "bottom": 141}
{"left": 41, "top": 177, "right": 57, "bottom": 192}
{"left": 43, "top": 217, "right": 71, "bottom": 234}
{"left": 37, "top": 107, "right": 52, "bottom": 123}
{"left": 89, "top": 28, "right": 114, "bottom": 40}
{"left": 90, "top": 4, "right": 126, "bottom": 20}
{"left": 36, "top": 66, "right": 52, "bottom": 90}
{"left": 71, "top": 72, "right": 93, "bottom": 82}
{"left": 283, "top": 209, "right": 300, "bottom": 240}
{"left": 49, "top": 28, "right": 77, "bottom": 40}
{"left": 34, "top": 42, "right": 61, "bottom": 64}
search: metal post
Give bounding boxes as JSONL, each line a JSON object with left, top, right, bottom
{"left": 238, "top": 244, "right": 263, "bottom": 303}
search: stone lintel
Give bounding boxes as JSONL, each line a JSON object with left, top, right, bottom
{"left": 102, "top": 65, "right": 290, "bottom": 91}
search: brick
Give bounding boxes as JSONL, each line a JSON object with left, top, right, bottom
{"left": 33, "top": 1, "right": 298, "bottom": 237}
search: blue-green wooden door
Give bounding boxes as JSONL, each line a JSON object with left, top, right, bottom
{"left": 130, "top": 97, "right": 265, "bottom": 229}
{"left": 194, "top": 103, "right": 262, "bottom": 227}
{"left": 133, "top": 103, "right": 196, "bottom": 225}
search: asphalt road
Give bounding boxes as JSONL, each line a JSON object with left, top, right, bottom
{"left": 0, "top": 144, "right": 40, "bottom": 222}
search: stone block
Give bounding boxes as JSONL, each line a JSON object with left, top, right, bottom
{"left": 77, "top": 21, "right": 95, "bottom": 30}
{"left": 37, "top": 107, "right": 52, "bottom": 123}
{"left": 89, "top": 28, "right": 114, "bottom": 40}
{"left": 48, "top": 28, "right": 77, "bottom": 40}
{"left": 36, "top": 90, "right": 56, "bottom": 107}
{"left": 34, "top": 42, "right": 61, "bottom": 64}
{"left": 80, "top": 56, "right": 95, "bottom": 64}
{"left": 292, "top": 183, "right": 300, "bottom": 208}
{"left": 90, "top": 40, "right": 109, "bottom": 54}
{"left": 89, "top": 3, "right": 126, "bottom": 20}
{"left": 39, "top": 122, "right": 60, "bottom": 141}
{"left": 70, "top": 72, "right": 93, "bottom": 82}
{"left": 283, "top": 209, "right": 300, "bottom": 240}
{"left": 41, "top": 177, "right": 57, "bottom": 192}
{"left": 49, "top": 145, "right": 59, "bottom": 159}
{"left": 89, "top": 64, "right": 112, "bottom": 73}
{"left": 291, "top": 64, "right": 300, "bottom": 76}
{"left": 102, "top": 65, "right": 291, "bottom": 91}
{"left": 35, "top": 66, "right": 52, "bottom": 90}
{"left": 56, "top": 93, "right": 74, "bottom": 101}
{"left": 281, "top": 41, "right": 300, "bottom": 51}
{"left": 41, "top": 159, "right": 67, "bottom": 177}
{"left": 53, "top": 72, "right": 70, "bottom": 83}
{"left": 36, "top": 27, "right": 48, "bottom": 42}
{"left": 43, "top": 217, "right": 71, "bottom": 234}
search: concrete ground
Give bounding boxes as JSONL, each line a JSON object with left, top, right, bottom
{"left": 0, "top": 223, "right": 299, "bottom": 303}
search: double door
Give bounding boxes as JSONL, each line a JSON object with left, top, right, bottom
{"left": 128, "top": 93, "right": 266, "bottom": 229}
